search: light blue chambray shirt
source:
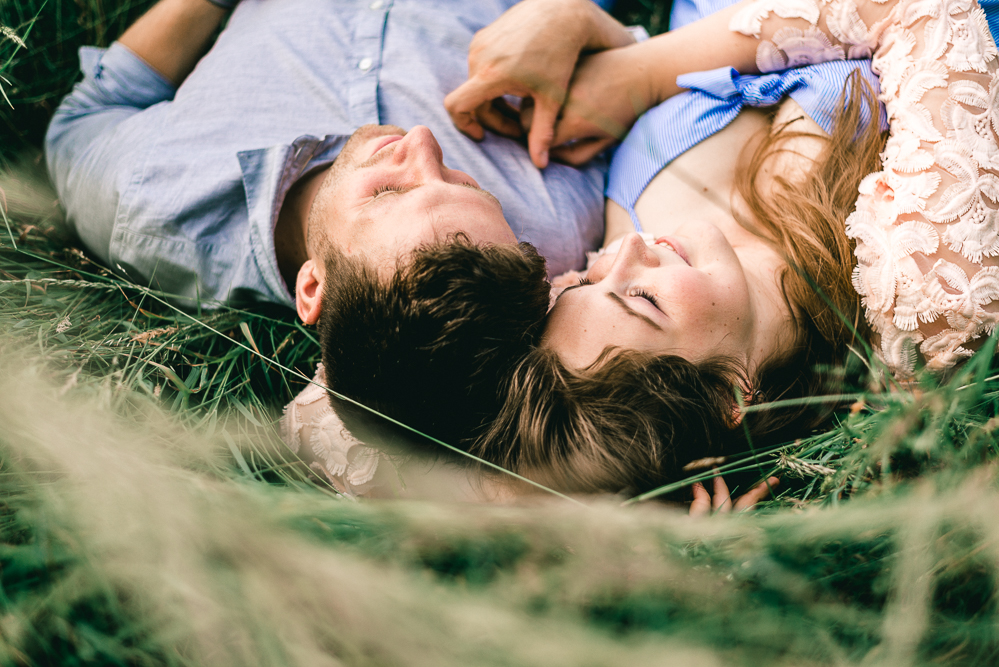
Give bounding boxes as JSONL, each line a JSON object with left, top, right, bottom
{"left": 45, "top": 0, "right": 609, "bottom": 309}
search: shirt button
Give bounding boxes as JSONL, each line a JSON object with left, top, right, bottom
{"left": 358, "top": 57, "right": 373, "bottom": 71}
{"left": 369, "top": 0, "right": 384, "bottom": 8}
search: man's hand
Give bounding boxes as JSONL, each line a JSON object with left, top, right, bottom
{"left": 444, "top": 0, "right": 634, "bottom": 169}
{"left": 689, "top": 474, "right": 779, "bottom": 517}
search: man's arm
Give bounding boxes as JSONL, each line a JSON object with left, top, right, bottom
{"left": 118, "top": 0, "right": 229, "bottom": 86}
{"left": 45, "top": 0, "right": 233, "bottom": 264}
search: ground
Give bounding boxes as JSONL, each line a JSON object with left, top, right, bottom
{"left": 0, "top": 1, "right": 997, "bottom": 665}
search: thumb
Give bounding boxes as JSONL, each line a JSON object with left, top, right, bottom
{"left": 526, "top": 96, "right": 561, "bottom": 169}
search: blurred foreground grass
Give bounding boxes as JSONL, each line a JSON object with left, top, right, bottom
{"left": 2, "top": 0, "right": 999, "bottom": 665}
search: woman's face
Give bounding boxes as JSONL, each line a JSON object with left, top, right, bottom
{"left": 543, "top": 230, "right": 794, "bottom": 373}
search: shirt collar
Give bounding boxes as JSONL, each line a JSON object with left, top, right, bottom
{"left": 238, "top": 134, "right": 347, "bottom": 309}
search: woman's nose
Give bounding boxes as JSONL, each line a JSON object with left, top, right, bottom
{"left": 611, "top": 233, "right": 659, "bottom": 276}
{"left": 619, "top": 233, "right": 658, "bottom": 265}
{"left": 587, "top": 233, "right": 658, "bottom": 283}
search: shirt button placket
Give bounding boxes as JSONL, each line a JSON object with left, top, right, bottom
{"left": 348, "top": 0, "right": 391, "bottom": 126}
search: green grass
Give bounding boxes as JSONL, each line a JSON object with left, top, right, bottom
{"left": 2, "top": 0, "right": 999, "bottom": 665}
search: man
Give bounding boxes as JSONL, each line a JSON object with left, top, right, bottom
{"left": 46, "top": 0, "right": 610, "bottom": 311}
{"left": 45, "top": 0, "right": 616, "bottom": 446}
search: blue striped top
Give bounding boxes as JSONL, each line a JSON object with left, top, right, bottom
{"left": 605, "top": 0, "right": 888, "bottom": 232}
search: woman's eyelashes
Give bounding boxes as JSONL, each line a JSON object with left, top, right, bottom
{"left": 631, "top": 288, "right": 660, "bottom": 310}
{"left": 579, "top": 276, "right": 661, "bottom": 310}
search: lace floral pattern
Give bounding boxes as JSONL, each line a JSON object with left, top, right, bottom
{"left": 757, "top": 27, "right": 845, "bottom": 72}
{"left": 732, "top": 0, "right": 999, "bottom": 376}
{"left": 281, "top": 365, "right": 380, "bottom": 495}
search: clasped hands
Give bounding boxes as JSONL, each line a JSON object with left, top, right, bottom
{"left": 444, "top": 0, "right": 656, "bottom": 169}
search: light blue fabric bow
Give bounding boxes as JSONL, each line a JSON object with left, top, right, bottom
{"left": 606, "top": 61, "right": 887, "bottom": 232}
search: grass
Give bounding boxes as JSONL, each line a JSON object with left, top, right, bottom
{"left": 2, "top": 0, "right": 999, "bottom": 665}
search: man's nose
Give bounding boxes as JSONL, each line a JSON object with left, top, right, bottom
{"left": 393, "top": 125, "right": 446, "bottom": 177}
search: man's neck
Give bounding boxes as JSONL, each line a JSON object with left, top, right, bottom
{"left": 274, "top": 167, "right": 329, "bottom": 295}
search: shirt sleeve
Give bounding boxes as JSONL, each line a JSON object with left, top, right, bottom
{"left": 45, "top": 43, "right": 176, "bottom": 261}
{"left": 729, "top": 0, "right": 999, "bottom": 377}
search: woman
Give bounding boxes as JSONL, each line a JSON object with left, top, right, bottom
{"left": 445, "top": 0, "right": 999, "bottom": 494}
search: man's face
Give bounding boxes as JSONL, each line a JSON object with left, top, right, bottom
{"left": 308, "top": 124, "right": 516, "bottom": 274}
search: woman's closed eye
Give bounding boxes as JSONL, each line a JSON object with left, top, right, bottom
{"left": 630, "top": 288, "right": 660, "bottom": 310}
{"left": 555, "top": 277, "right": 661, "bottom": 312}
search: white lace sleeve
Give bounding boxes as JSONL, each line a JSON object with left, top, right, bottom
{"left": 281, "top": 367, "right": 522, "bottom": 502}
{"left": 731, "top": 0, "right": 999, "bottom": 376}
{"left": 281, "top": 365, "right": 381, "bottom": 497}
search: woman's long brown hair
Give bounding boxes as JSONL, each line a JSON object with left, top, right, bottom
{"left": 739, "top": 71, "right": 888, "bottom": 439}
{"left": 742, "top": 71, "right": 886, "bottom": 360}
{"left": 473, "top": 72, "right": 889, "bottom": 496}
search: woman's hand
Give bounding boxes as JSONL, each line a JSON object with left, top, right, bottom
{"left": 537, "top": 44, "right": 658, "bottom": 165}
{"left": 444, "top": 0, "right": 634, "bottom": 168}
{"left": 689, "top": 474, "right": 779, "bottom": 517}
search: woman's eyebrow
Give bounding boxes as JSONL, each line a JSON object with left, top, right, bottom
{"left": 608, "top": 292, "right": 663, "bottom": 331}
{"left": 554, "top": 282, "right": 588, "bottom": 304}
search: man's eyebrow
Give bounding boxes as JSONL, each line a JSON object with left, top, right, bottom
{"left": 457, "top": 181, "right": 502, "bottom": 208}
{"left": 608, "top": 292, "right": 663, "bottom": 331}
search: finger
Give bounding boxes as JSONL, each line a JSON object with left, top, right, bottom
{"left": 551, "top": 114, "right": 600, "bottom": 147}
{"left": 445, "top": 78, "right": 513, "bottom": 139}
{"left": 477, "top": 100, "right": 525, "bottom": 139}
{"left": 689, "top": 482, "right": 711, "bottom": 518}
{"left": 734, "top": 477, "right": 780, "bottom": 512}
{"left": 553, "top": 98, "right": 629, "bottom": 142}
{"left": 549, "top": 137, "right": 615, "bottom": 166}
{"left": 449, "top": 108, "right": 485, "bottom": 141}
{"left": 712, "top": 475, "right": 733, "bottom": 513}
{"left": 519, "top": 98, "right": 534, "bottom": 133}
{"left": 527, "top": 96, "right": 562, "bottom": 169}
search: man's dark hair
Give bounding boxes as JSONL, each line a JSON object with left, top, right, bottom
{"left": 317, "top": 234, "right": 550, "bottom": 450}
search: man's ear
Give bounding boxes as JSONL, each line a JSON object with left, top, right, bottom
{"left": 296, "top": 258, "right": 324, "bottom": 325}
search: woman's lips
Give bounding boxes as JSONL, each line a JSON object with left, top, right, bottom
{"left": 655, "top": 236, "right": 690, "bottom": 265}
